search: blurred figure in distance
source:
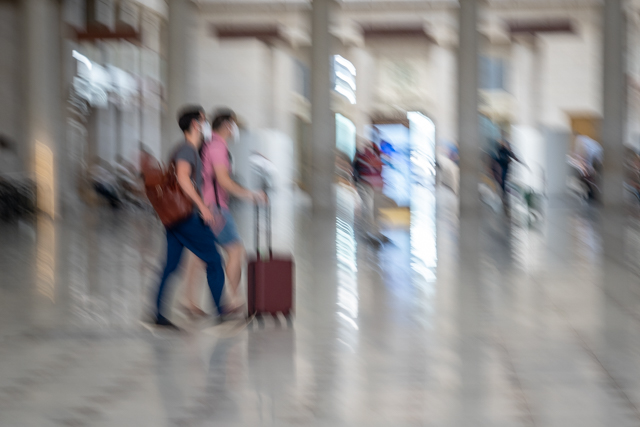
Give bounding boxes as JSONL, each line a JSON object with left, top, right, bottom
{"left": 494, "top": 133, "right": 525, "bottom": 204}
{"left": 572, "top": 132, "right": 603, "bottom": 201}
{"left": 353, "top": 138, "right": 386, "bottom": 244}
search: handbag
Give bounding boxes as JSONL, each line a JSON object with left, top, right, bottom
{"left": 140, "top": 150, "right": 193, "bottom": 227}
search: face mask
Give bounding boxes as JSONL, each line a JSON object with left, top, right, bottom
{"left": 229, "top": 121, "right": 240, "bottom": 143}
{"left": 201, "top": 120, "right": 213, "bottom": 143}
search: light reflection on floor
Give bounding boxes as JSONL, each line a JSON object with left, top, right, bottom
{"left": 4, "top": 182, "right": 640, "bottom": 425}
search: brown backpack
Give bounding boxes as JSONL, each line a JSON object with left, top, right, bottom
{"left": 140, "top": 150, "right": 193, "bottom": 227}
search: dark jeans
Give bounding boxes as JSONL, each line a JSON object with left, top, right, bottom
{"left": 155, "top": 213, "right": 225, "bottom": 320}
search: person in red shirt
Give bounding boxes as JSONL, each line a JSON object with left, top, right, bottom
{"left": 353, "top": 139, "right": 384, "bottom": 241}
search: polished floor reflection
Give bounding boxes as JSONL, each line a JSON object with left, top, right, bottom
{"left": 2, "top": 188, "right": 640, "bottom": 426}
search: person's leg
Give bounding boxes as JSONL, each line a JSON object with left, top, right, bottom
{"left": 215, "top": 209, "right": 245, "bottom": 308}
{"left": 183, "top": 251, "right": 206, "bottom": 314}
{"left": 155, "top": 230, "right": 184, "bottom": 321}
{"left": 174, "top": 215, "right": 226, "bottom": 315}
{"left": 359, "top": 183, "right": 375, "bottom": 229}
{"left": 223, "top": 242, "right": 245, "bottom": 304}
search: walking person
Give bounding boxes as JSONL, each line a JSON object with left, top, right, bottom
{"left": 572, "top": 132, "right": 603, "bottom": 201}
{"left": 494, "top": 133, "right": 526, "bottom": 212}
{"left": 153, "top": 106, "right": 226, "bottom": 328}
{"left": 182, "top": 108, "right": 266, "bottom": 316}
{"left": 353, "top": 138, "right": 386, "bottom": 244}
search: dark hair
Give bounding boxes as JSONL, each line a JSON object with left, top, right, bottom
{"left": 178, "top": 105, "right": 204, "bottom": 132}
{"left": 210, "top": 108, "right": 236, "bottom": 130}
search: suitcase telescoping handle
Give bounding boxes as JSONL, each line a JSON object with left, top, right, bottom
{"left": 254, "top": 194, "right": 272, "bottom": 260}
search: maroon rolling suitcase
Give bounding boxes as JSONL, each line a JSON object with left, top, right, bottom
{"left": 247, "top": 201, "right": 294, "bottom": 318}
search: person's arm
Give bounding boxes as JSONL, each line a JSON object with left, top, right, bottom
{"left": 509, "top": 150, "right": 522, "bottom": 164}
{"left": 175, "top": 160, "right": 214, "bottom": 225}
{"left": 213, "top": 164, "right": 265, "bottom": 203}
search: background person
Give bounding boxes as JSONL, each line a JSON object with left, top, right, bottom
{"left": 495, "top": 134, "right": 524, "bottom": 198}
{"left": 353, "top": 138, "right": 386, "bottom": 243}
{"left": 572, "top": 133, "right": 603, "bottom": 200}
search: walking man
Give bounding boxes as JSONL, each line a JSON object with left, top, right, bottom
{"left": 154, "top": 106, "right": 226, "bottom": 328}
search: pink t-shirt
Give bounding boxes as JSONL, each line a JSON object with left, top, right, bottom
{"left": 201, "top": 133, "right": 230, "bottom": 210}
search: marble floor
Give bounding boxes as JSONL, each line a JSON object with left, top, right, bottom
{"left": 2, "top": 186, "right": 640, "bottom": 426}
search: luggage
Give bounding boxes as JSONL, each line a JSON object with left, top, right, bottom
{"left": 247, "top": 201, "right": 294, "bottom": 318}
{"left": 140, "top": 150, "right": 193, "bottom": 227}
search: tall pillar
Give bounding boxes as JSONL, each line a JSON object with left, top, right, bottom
{"left": 511, "top": 35, "right": 545, "bottom": 193}
{"left": 601, "top": 0, "right": 626, "bottom": 208}
{"left": 310, "top": 0, "right": 336, "bottom": 213}
{"left": 430, "top": 22, "right": 458, "bottom": 145}
{"left": 272, "top": 46, "right": 296, "bottom": 141}
{"left": 350, "top": 45, "right": 373, "bottom": 138}
{"left": 601, "top": 0, "right": 626, "bottom": 260}
{"left": 140, "top": 10, "right": 163, "bottom": 160}
{"left": 457, "top": 0, "right": 480, "bottom": 213}
{"left": 512, "top": 36, "right": 537, "bottom": 127}
{"left": 117, "top": 41, "right": 142, "bottom": 165}
{"left": 23, "top": 0, "right": 63, "bottom": 217}
{"left": 164, "top": 0, "right": 198, "bottom": 157}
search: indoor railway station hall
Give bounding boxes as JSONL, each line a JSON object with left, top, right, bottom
{"left": 2, "top": 0, "right": 640, "bottom": 425}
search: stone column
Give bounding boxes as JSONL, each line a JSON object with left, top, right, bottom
{"left": 23, "top": 0, "right": 63, "bottom": 217}
{"left": 511, "top": 35, "right": 545, "bottom": 193}
{"left": 117, "top": 41, "right": 142, "bottom": 165}
{"left": 601, "top": 0, "right": 626, "bottom": 260}
{"left": 457, "top": 0, "right": 480, "bottom": 213}
{"left": 601, "top": 0, "right": 626, "bottom": 208}
{"left": 140, "top": 10, "right": 163, "bottom": 160}
{"left": 349, "top": 45, "right": 373, "bottom": 138}
{"left": 310, "top": 0, "right": 336, "bottom": 213}
{"left": 273, "top": 45, "right": 296, "bottom": 141}
{"left": 163, "top": 0, "right": 198, "bottom": 157}
{"left": 511, "top": 36, "right": 537, "bottom": 127}
{"left": 430, "top": 21, "right": 458, "bottom": 145}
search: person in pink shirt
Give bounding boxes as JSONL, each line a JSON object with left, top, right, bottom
{"left": 183, "top": 109, "right": 266, "bottom": 316}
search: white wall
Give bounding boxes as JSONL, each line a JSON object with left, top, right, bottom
{"left": 355, "top": 37, "right": 457, "bottom": 146}
{"left": 198, "top": 36, "right": 270, "bottom": 129}
{"left": 349, "top": 46, "right": 375, "bottom": 136}
{"left": 197, "top": 33, "right": 297, "bottom": 144}
{"left": 428, "top": 43, "right": 457, "bottom": 144}
{"left": 538, "top": 18, "right": 602, "bottom": 130}
{"left": 365, "top": 37, "right": 436, "bottom": 118}
{"left": 511, "top": 125, "right": 545, "bottom": 193}
{"left": 272, "top": 46, "right": 296, "bottom": 142}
